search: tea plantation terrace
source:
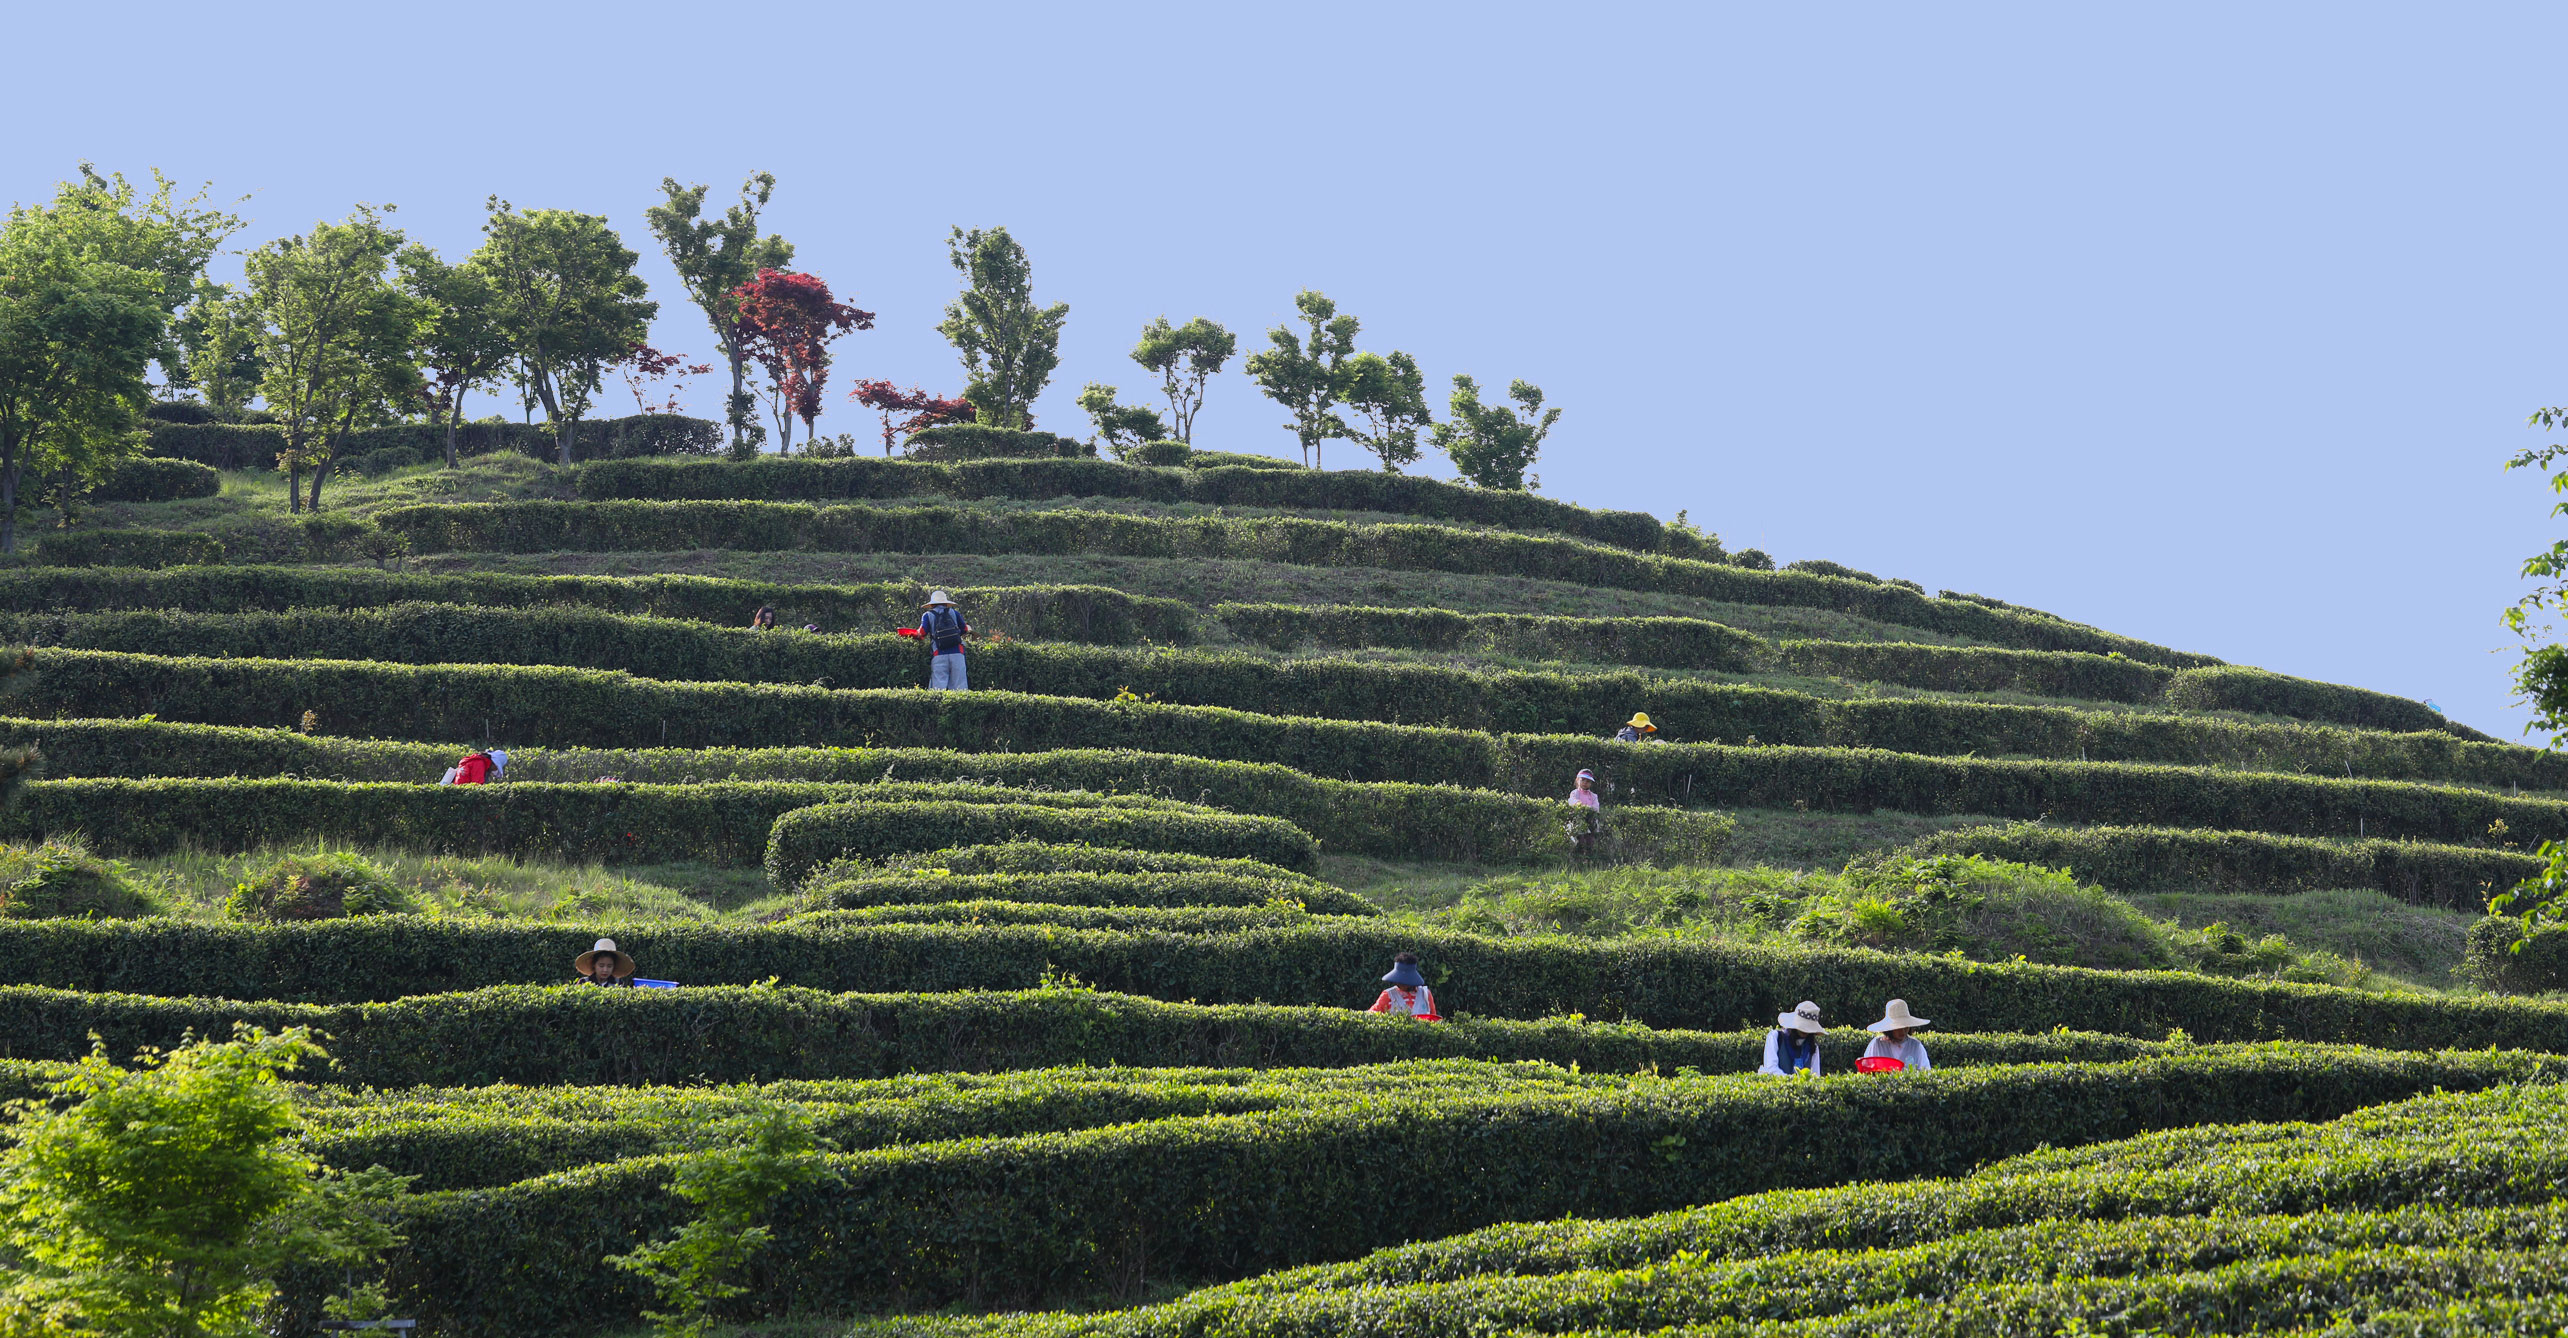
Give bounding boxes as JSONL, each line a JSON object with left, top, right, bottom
{"left": 5, "top": 441, "right": 2558, "bottom": 1335}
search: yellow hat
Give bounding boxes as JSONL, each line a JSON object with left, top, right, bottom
{"left": 1626, "top": 712, "right": 1656, "bottom": 731}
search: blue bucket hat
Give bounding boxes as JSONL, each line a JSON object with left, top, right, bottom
{"left": 1382, "top": 959, "right": 1426, "bottom": 988}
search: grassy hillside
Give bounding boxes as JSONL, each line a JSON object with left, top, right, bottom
{"left": 7, "top": 442, "right": 2561, "bottom": 1336}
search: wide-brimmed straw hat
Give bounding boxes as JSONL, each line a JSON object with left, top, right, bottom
{"left": 1382, "top": 958, "right": 1426, "bottom": 988}
{"left": 1625, "top": 712, "right": 1656, "bottom": 731}
{"left": 1868, "top": 999, "right": 1931, "bottom": 1032}
{"left": 574, "top": 938, "right": 634, "bottom": 978}
{"left": 923, "top": 590, "right": 957, "bottom": 607}
{"left": 1777, "top": 1000, "right": 1824, "bottom": 1034}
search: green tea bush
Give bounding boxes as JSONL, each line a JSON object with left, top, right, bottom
{"left": 1123, "top": 440, "right": 1192, "bottom": 466}
{"left": 2165, "top": 664, "right": 2451, "bottom": 734}
{"left": 0, "top": 566, "right": 1195, "bottom": 644}
{"left": 144, "top": 415, "right": 720, "bottom": 470}
{"left": 1214, "top": 603, "right": 1768, "bottom": 672}
{"left": 1899, "top": 822, "right": 2541, "bottom": 910}
{"left": 784, "top": 902, "right": 1320, "bottom": 934}
{"left": 0, "top": 839, "right": 158, "bottom": 919}
{"left": 35, "top": 529, "right": 222, "bottom": 568}
{"left": 222, "top": 850, "right": 416, "bottom": 921}
{"left": 354, "top": 1046, "right": 2557, "bottom": 1331}
{"left": 1774, "top": 638, "right": 2172, "bottom": 702}
{"left": 10, "top": 916, "right": 2568, "bottom": 1046}
{"left": 901, "top": 424, "right": 1093, "bottom": 461}
{"left": 372, "top": 501, "right": 2210, "bottom": 663}
{"left": 87, "top": 457, "right": 222, "bottom": 502}
{"left": 798, "top": 869, "right": 1372, "bottom": 916}
{"left": 868, "top": 842, "right": 1330, "bottom": 883}
{"left": 765, "top": 799, "right": 1318, "bottom": 886}
{"left": 2461, "top": 916, "right": 2568, "bottom": 994}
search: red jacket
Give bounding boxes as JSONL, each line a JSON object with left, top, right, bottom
{"left": 455, "top": 753, "right": 494, "bottom": 785}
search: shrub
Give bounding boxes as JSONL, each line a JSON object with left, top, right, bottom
{"left": 901, "top": 424, "right": 1093, "bottom": 461}
{"left": 765, "top": 799, "right": 1318, "bottom": 887}
{"left": 144, "top": 421, "right": 285, "bottom": 470}
{"left": 353, "top": 1046, "right": 2557, "bottom": 1331}
{"left": 223, "top": 850, "right": 416, "bottom": 921}
{"left": 1784, "top": 557, "right": 1886, "bottom": 582}
{"left": 141, "top": 400, "right": 221, "bottom": 425}
{"left": 1122, "top": 440, "right": 1192, "bottom": 466}
{"left": 1773, "top": 638, "right": 2171, "bottom": 703}
{"left": 2165, "top": 664, "right": 2451, "bottom": 734}
{"left": 35, "top": 529, "right": 222, "bottom": 568}
{"left": 870, "top": 842, "right": 1326, "bottom": 883}
{"left": 0, "top": 840, "right": 158, "bottom": 919}
{"left": 1183, "top": 450, "right": 1303, "bottom": 471}
{"left": 389, "top": 499, "right": 2206, "bottom": 662}
{"left": 799, "top": 869, "right": 1372, "bottom": 916}
{"left": 1214, "top": 603, "right": 1769, "bottom": 673}
{"left": 1900, "top": 822, "right": 2542, "bottom": 911}
{"left": 88, "top": 457, "right": 222, "bottom": 502}
{"left": 2462, "top": 916, "right": 2568, "bottom": 994}
{"left": 787, "top": 902, "right": 1318, "bottom": 934}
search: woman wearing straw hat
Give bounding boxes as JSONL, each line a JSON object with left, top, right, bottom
{"left": 1613, "top": 712, "right": 1658, "bottom": 743}
{"left": 575, "top": 938, "right": 637, "bottom": 987}
{"left": 1760, "top": 1001, "right": 1826, "bottom": 1076}
{"left": 919, "top": 591, "right": 971, "bottom": 691}
{"left": 1367, "top": 952, "right": 1443, "bottom": 1021}
{"left": 1862, "top": 999, "right": 1933, "bottom": 1071}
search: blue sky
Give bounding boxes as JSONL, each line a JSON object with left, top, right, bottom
{"left": 9, "top": 2, "right": 2564, "bottom": 738}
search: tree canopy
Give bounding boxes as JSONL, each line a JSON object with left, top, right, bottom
{"left": 936, "top": 226, "right": 1066, "bottom": 431}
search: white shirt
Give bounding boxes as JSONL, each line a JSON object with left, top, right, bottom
{"left": 1862, "top": 1034, "right": 1931, "bottom": 1071}
{"left": 1759, "top": 1029, "right": 1823, "bottom": 1076}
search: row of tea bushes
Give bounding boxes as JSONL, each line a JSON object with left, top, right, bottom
{"left": 1899, "top": 822, "right": 2544, "bottom": 910}
{"left": 0, "top": 777, "right": 1317, "bottom": 871}
{"left": 793, "top": 868, "right": 1374, "bottom": 916}
{"left": 0, "top": 566, "right": 1194, "bottom": 644}
{"left": 10, "top": 917, "right": 2568, "bottom": 1043}
{"left": 354, "top": 1046, "right": 2555, "bottom": 1332}
{"left": 0, "top": 983, "right": 2162, "bottom": 1084}
{"left": 18, "top": 650, "right": 2565, "bottom": 845}
{"left": 574, "top": 455, "right": 1681, "bottom": 554}
{"left": 8, "top": 605, "right": 2516, "bottom": 784}
{"left": 0, "top": 720, "right": 1689, "bottom": 867}
{"left": 370, "top": 500, "right": 2212, "bottom": 663}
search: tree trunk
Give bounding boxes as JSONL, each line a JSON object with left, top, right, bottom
{"left": 0, "top": 450, "right": 21, "bottom": 556}
{"left": 285, "top": 459, "right": 302, "bottom": 514}
{"left": 558, "top": 417, "right": 578, "bottom": 467}
{"left": 308, "top": 456, "right": 334, "bottom": 511}
{"left": 444, "top": 395, "right": 462, "bottom": 469}
{"left": 725, "top": 342, "right": 749, "bottom": 450}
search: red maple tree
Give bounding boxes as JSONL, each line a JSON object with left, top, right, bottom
{"left": 850, "top": 379, "right": 978, "bottom": 455}
{"left": 731, "top": 269, "right": 875, "bottom": 449}
{"left": 617, "top": 343, "right": 715, "bottom": 415}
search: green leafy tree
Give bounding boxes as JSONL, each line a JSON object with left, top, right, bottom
{"left": 607, "top": 1103, "right": 831, "bottom": 1338}
{"left": 167, "top": 279, "right": 264, "bottom": 413}
{"left": 240, "top": 206, "right": 421, "bottom": 512}
{"left": 0, "top": 1027, "right": 411, "bottom": 1338}
{"left": 47, "top": 166, "right": 243, "bottom": 385}
{"left": 1131, "top": 315, "right": 1235, "bottom": 444}
{"left": 1243, "top": 290, "right": 1358, "bottom": 468}
{"left": 1431, "top": 374, "right": 1559, "bottom": 491}
{"left": 2495, "top": 418, "right": 2568, "bottom": 945}
{"left": 1075, "top": 382, "right": 1168, "bottom": 458}
{"left": 645, "top": 174, "right": 792, "bottom": 456}
{"left": 936, "top": 226, "right": 1066, "bottom": 431}
{"left": 1338, "top": 349, "right": 1431, "bottom": 473}
{"left": 396, "top": 246, "right": 512, "bottom": 469}
{"left": 0, "top": 173, "right": 217, "bottom": 554}
{"left": 472, "top": 199, "right": 657, "bottom": 465}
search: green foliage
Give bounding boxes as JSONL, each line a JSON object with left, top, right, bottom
{"left": 1215, "top": 602, "right": 1768, "bottom": 671}
{"left": 764, "top": 798, "right": 1317, "bottom": 887}
{"left": 1338, "top": 350, "right": 1432, "bottom": 473}
{"left": 898, "top": 424, "right": 1092, "bottom": 462}
{"left": 222, "top": 850, "right": 416, "bottom": 923}
{"left": 1121, "top": 439, "right": 1191, "bottom": 466}
{"left": 395, "top": 243, "right": 515, "bottom": 469}
{"left": 0, "top": 840, "right": 158, "bottom": 920}
{"left": 1243, "top": 291, "right": 1359, "bottom": 468}
{"left": 1073, "top": 383, "right": 1167, "bottom": 457}
{"left": 800, "top": 862, "right": 1366, "bottom": 916}
{"left": 645, "top": 174, "right": 793, "bottom": 455}
{"left": 374, "top": 498, "right": 2204, "bottom": 661}
{"left": 471, "top": 199, "right": 657, "bottom": 465}
{"left": 1903, "top": 821, "right": 2541, "bottom": 911}
{"left": 937, "top": 227, "right": 1066, "bottom": 431}
{"left": 35, "top": 529, "right": 225, "bottom": 568}
{"left": 0, "top": 1027, "right": 408, "bottom": 1338}
{"left": 2163, "top": 663, "right": 2454, "bottom": 734}
{"left": 2463, "top": 914, "right": 2568, "bottom": 994}
{"left": 88, "top": 457, "right": 220, "bottom": 503}
{"left": 1432, "top": 374, "right": 1558, "bottom": 491}
{"left": 1130, "top": 316, "right": 1235, "bottom": 443}
{"left": 239, "top": 203, "right": 420, "bottom": 512}
{"left": 608, "top": 1102, "right": 829, "bottom": 1338}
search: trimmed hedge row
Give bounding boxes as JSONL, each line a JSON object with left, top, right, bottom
{"left": 359, "top": 1046, "right": 2555, "bottom": 1332}
{"left": 797, "top": 870, "right": 1374, "bottom": 916}
{"left": 0, "top": 720, "right": 1694, "bottom": 867}
{"left": 1899, "top": 823, "right": 2545, "bottom": 910}
{"left": 2166, "top": 664, "right": 2449, "bottom": 735}
{"left": 89, "top": 456, "right": 222, "bottom": 502}
{"left": 2463, "top": 917, "right": 2568, "bottom": 995}
{"left": 371, "top": 500, "right": 2214, "bottom": 664}
{"left": 0, "top": 983, "right": 2165, "bottom": 1085}
{"left": 143, "top": 414, "right": 721, "bottom": 470}
{"left": 1215, "top": 603, "right": 1768, "bottom": 672}
{"left": 0, "top": 778, "right": 1314, "bottom": 871}
{"left": 0, "top": 566, "right": 1193, "bottom": 645}
{"left": 11, "top": 917, "right": 2568, "bottom": 1046}
{"left": 901, "top": 424, "right": 1093, "bottom": 461}
{"left": 575, "top": 455, "right": 1683, "bottom": 555}
{"left": 1775, "top": 638, "right": 2171, "bottom": 703}
{"left": 861, "top": 842, "right": 1337, "bottom": 883}
{"left": 15, "top": 649, "right": 2564, "bottom": 847}
{"left": 12, "top": 604, "right": 2541, "bottom": 788}
{"left": 766, "top": 800, "right": 1318, "bottom": 887}
{"left": 35, "top": 529, "right": 222, "bottom": 569}
{"left": 784, "top": 902, "right": 1322, "bottom": 934}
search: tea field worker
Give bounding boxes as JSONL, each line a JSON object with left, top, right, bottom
{"left": 488, "top": 748, "right": 510, "bottom": 780}
{"left": 921, "top": 590, "right": 971, "bottom": 692}
{"left": 1862, "top": 999, "right": 1933, "bottom": 1072}
{"left": 575, "top": 938, "right": 636, "bottom": 987}
{"left": 1614, "top": 712, "right": 1658, "bottom": 743}
{"left": 1368, "top": 952, "right": 1443, "bottom": 1021}
{"left": 453, "top": 749, "right": 497, "bottom": 785}
{"left": 1566, "top": 770, "right": 1603, "bottom": 855}
{"left": 1760, "top": 1001, "right": 1826, "bottom": 1076}
{"left": 803, "top": 623, "right": 822, "bottom": 633}
{"left": 751, "top": 605, "right": 778, "bottom": 630}
{"left": 1569, "top": 769, "right": 1602, "bottom": 811}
